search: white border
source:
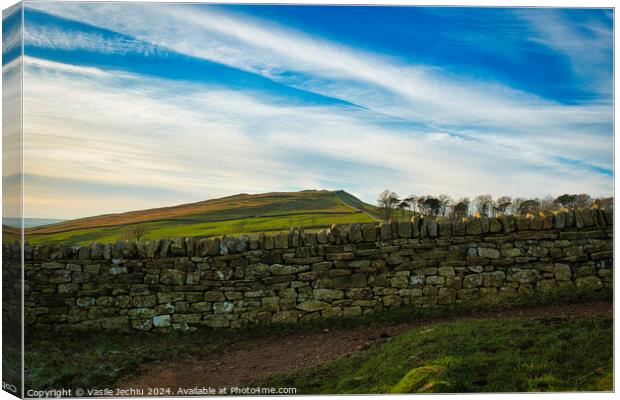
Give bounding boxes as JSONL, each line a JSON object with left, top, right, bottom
{"left": 0, "top": 2, "right": 616, "bottom": 400}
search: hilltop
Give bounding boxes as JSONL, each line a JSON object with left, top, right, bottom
{"left": 20, "top": 190, "right": 378, "bottom": 245}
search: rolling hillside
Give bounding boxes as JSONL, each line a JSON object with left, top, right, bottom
{"left": 18, "top": 190, "right": 379, "bottom": 245}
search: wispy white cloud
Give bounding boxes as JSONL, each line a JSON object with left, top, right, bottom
{"left": 26, "top": 2, "right": 613, "bottom": 131}
{"left": 19, "top": 3, "right": 614, "bottom": 218}
{"left": 24, "top": 24, "right": 164, "bottom": 56}
{"left": 2, "top": 56, "right": 23, "bottom": 219}
{"left": 517, "top": 9, "right": 613, "bottom": 95}
{"left": 21, "top": 57, "right": 366, "bottom": 217}
{"left": 2, "top": 24, "right": 21, "bottom": 55}
{"left": 2, "top": 4, "right": 22, "bottom": 55}
{"left": 22, "top": 56, "right": 612, "bottom": 218}
{"left": 25, "top": 5, "right": 613, "bottom": 136}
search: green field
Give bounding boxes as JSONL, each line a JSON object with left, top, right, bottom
{"left": 256, "top": 316, "right": 613, "bottom": 393}
{"left": 18, "top": 190, "right": 379, "bottom": 245}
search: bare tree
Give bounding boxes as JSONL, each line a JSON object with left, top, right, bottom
{"left": 494, "top": 196, "right": 512, "bottom": 215}
{"left": 128, "top": 224, "right": 146, "bottom": 242}
{"left": 593, "top": 197, "right": 613, "bottom": 210}
{"left": 416, "top": 196, "right": 427, "bottom": 216}
{"left": 517, "top": 199, "right": 540, "bottom": 215}
{"left": 404, "top": 195, "right": 417, "bottom": 214}
{"left": 575, "top": 193, "right": 593, "bottom": 209}
{"left": 422, "top": 197, "right": 441, "bottom": 219}
{"left": 437, "top": 194, "right": 453, "bottom": 217}
{"left": 377, "top": 190, "right": 400, "bottom": 222}
{"left": 397, "top": 200, "right": 409, "bottom": 220}
{"left": 540, "top": 194, "right": 555, "bottom": 210}
{"left": 556, "top": 194, "right": 578, "bottom": 210}
{"left": 511, "top": 197, "right": 527, "bottom": 215}
{"left": 452, "top": 197, "right": 470, "bottom": 219}
{"left": 474, "top": 194, "right": 493, "bottom": 217}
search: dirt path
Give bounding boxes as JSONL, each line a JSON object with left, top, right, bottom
{"left": 116, "top": 302, "right": 612, "bottom": 391}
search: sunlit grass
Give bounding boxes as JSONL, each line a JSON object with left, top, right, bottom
{"left": 14, "top": 190, "right": 380, "bottom": 245}
{"left": 255, "top": 316, "right": 613, "bottom": 393}
{"left": 24, "top": 212, "right": 375, "bottom": 245}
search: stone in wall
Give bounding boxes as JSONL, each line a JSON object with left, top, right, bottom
{"left": 12, "top": 209, "right": 613, "bottom": 332}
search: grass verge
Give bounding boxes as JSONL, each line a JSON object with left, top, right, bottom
{"left": 254, "top": 316, "right": 612, "bottom": 393}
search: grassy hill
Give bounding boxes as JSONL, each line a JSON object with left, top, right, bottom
{"left": 18, "top": 190, "right": 379, "bottom": 245}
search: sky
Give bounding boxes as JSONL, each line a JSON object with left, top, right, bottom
{"left": 4, "top": 2, "right": 615, "bottom": 219}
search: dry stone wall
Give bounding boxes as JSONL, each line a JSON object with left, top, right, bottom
{"left": 11, "top": 209, "right": 613, "bottom": 332}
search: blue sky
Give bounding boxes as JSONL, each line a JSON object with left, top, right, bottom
{"left": 7, "top": 2, "right": 614, "bottom": 218}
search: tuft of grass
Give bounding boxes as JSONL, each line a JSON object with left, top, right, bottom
{"left": 390, "top": 364, "right": 448, "bottom": 393}
{"left": 255, "top": 316, "right": 613, "bottom": 393}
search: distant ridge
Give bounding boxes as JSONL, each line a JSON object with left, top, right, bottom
{"left": 334, "top": 190, "right": 381, "bottom": 220}
{"left": 21, "top": 190, "right": 378, "bottom": 244}
{"left": 3, "top": 217, "right": 67, "bottom": 228}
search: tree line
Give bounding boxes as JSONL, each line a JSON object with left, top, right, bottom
{"left": 377, "top": 190, "right": 613, "bottom": 222}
